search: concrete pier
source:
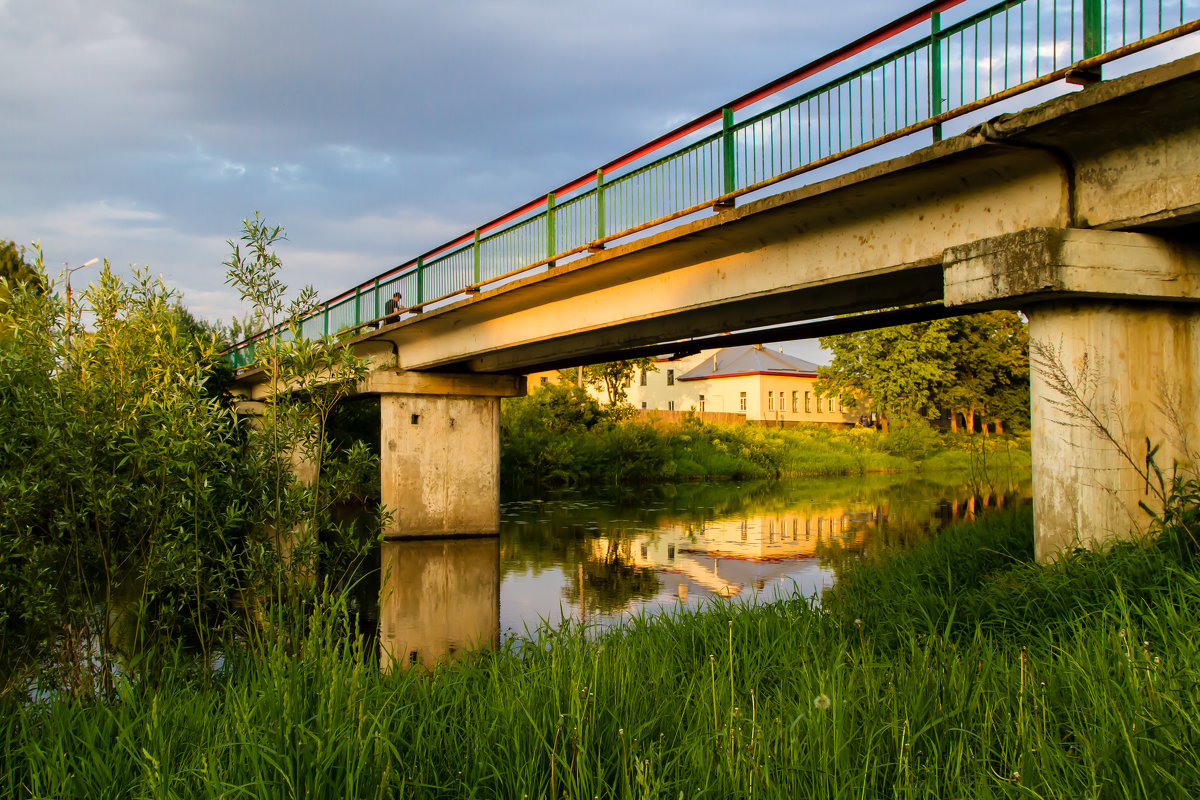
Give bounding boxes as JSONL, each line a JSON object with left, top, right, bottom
{"left": 946, "top": 228, "right": 1200, "bottom": 559}
{"left": 360, "top": 371, "right": 525, "bottom": 539}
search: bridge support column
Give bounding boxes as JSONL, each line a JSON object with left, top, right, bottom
{"left": 945, "top": 228, "right": 1200, "bottom": 560}
{"left": 360, "top": 371, "right": 526, "bottom": 538}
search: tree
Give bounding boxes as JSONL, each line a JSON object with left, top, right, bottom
{"left": 816, "top": 316, "right": 953, "bottom": 432}
{"left": 0, "top": 241, "right": 42, "bottom": 320}
{"left": 582, "top": 358, "right": 658, "bottom": 408}
{"left": 0, "top": 240, "right": 40, "bottom": 290}
{"left": 939, "top": 312, "right": 1029, "bottom": 433}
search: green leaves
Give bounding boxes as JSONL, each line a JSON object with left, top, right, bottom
{"left": 817, "top": 310, "right": 1030, "bottom": 433}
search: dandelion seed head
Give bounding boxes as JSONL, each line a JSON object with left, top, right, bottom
{"left": 813, "top": 694, "right": 832, "bottom": 711}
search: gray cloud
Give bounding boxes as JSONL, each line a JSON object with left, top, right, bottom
{"left": 6, "top": 0, "right": 1190, "bottom": 333}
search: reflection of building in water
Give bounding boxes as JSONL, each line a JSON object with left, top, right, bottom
{"left": 586, "top": 509, "right": 872, "bottom": 601}
{"left": 379, "top": 537, "right": 500, "bottom": 671}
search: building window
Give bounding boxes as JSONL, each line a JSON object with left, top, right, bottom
{"left": 768, "top": 392, "right": 774, "bottom": 411}
{"left": 792, "top": 390, "right": 800, "bottom": 412}
{"left": 805, "top": 391, "right": 811, "bottom": 412}
{"left": 817, "top": 394, "right": 823, "bottom": 412}
{"left": 640, "top": 369, "right": 647, "bottom": 386}
{"left": 699, "top": 394, "right": 705, "bottom": 412}
{"left": 667, "top": 369, "right": 675, "bottom": 386}
{"left": 779, "top": 392, "right": 785, "bottom": 412}
{"left": 829, "top": 396, "right": 838, "bottom": 413}
{"left": 739, "top": 392, "right": 747, "bottom": 411}
{"left": 641, "top": 402, "right": 647, "bottom": 409}
{"left": 539, "top": 376, "right": 548, "bottom": 384}
{"left": 668, "top": 400, "right": 675, "bottom": 411}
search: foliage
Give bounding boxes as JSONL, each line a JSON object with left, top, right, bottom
{"left": 0, "top": 251, "right": 257, "bottom": 696}
{"left": 941, "top": 311, "right": 1029, "bottom": 432}
{"left": 875, "top": 415, "right": 944, "bottom": 461}
{"left": 581, "top": 357, "right": 658, "bottom": 408}
{"left": 817, "top": 310, "right": 1030, "bottom": 433}
{"left": 0, "top": 240, "right": 41, "bottom": 292}
{"left": 0, "top": 216, "right": 379, "bottom": 697}
{"left": 8, "top": 511, "right": 1200, "bottom": 798}
{"left": 816, "top": 315, "right": 953, "bottom": 430}
{"left": 501, "top": 384, "right": 1026, "bottom": 489}
{"left": 0, "top": 240, "right": 42, "bottom": 321}
{"left": 223, "top": 213, "right": 376, "bottom": 615}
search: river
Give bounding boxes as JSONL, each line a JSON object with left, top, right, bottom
{"left": 371, "top": 470, "right": 1030, "bottom": 669}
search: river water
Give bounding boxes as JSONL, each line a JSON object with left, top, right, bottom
{"left": 373, "top": 470, "right": 1030, "bottom": 669}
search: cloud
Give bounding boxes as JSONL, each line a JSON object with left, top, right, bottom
{"left": 7, "top": 0, "right": 1188, "bottom": 330}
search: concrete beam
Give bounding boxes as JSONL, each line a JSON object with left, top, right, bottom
{"left": 944, "top": 227, "right": 1200, "bottom": 306}
{"left": 360, "top": 370, "right": 525, "bottom": 398}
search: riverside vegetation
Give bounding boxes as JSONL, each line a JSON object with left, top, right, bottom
{"left": 5, "top": 503, "right": 1200, "bottom": 798}
{"left": 4, "top": 225, "right": 1197, "bottom": 797}
{"left": 501, "top": 381, "right": 1030, "bottom": 488}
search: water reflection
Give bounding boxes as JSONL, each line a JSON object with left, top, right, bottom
{"left": 371, "top": 472, "right": 1030, "bottom": 665}
{"left": 378, "top": 537, "right": 499, "bottom": 671}
{"left": 498, "top": 473, "right": 1030, "bottom": 634}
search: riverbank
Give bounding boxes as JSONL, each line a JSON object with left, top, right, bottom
{"left": 7, "top": 509, "right": 1198, "bottom": 798}
{"left": 501, "top": 383, "right": 1031, "bottom": 487}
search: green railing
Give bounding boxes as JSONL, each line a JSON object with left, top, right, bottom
{"left": 228, "top": 0, "right": 1200, "bottom": 368}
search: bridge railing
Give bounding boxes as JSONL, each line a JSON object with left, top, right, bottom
{"left": 227, "top": 0, "right": 1200, "bottom": 369}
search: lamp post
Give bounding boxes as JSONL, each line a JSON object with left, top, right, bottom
{"left": 63, "top": 257, "right": 98, "bottom": 349}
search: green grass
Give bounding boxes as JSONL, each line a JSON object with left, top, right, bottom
{"left": 6, "top": 510, "right": 1199, "bottom": 798}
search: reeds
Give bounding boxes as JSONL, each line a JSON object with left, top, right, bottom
{"left": 6, "top": 509, "right": 1200, "bottom": 798}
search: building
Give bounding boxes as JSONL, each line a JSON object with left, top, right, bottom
{"left": 531, "top": 344, "right": 859, "bottom": 427}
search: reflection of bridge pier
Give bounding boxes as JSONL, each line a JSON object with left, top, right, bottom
{"left": 379, "top": 537, "right": 500, "bottom": 671}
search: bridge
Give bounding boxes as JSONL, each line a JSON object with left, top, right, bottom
{"left": 229, "top": 0, "right": 1200, "bottom": 560}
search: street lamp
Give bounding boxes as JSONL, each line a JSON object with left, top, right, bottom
{"left": 62, "top": 257, "right": 98, "bottom": 349}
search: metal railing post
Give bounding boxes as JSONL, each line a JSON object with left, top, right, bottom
{"left": 931, "top": 11, "right": 943, "bottom": 142}
{"left": 596, "top": 170, "right": 605, "bottom": 242}
{"left": 473, "top": 229, "right": 481, "bottom": 286}
{"left": 373, "top": 277, "right": 380, "bottom": 320}
{"left": 717, "top": 108, "right": 736, "bottom": 209}
{"left": 354, "top": 286, "right": 361, "bottom": 329}
{"left": 1083, "top": 0, "right": 1103, "bottom": 58}
{"left": 546, "top": 191, "right": 556, "bottom": 266}
{"left": 323, "top": 302, "right": 329, "bottom": 337}
{"left": 416, "top": 257, "right": 424, "bottom": 304}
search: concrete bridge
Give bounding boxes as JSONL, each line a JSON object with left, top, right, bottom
{"left": 231, "top": 4, "right": 1200, "bottom": 560}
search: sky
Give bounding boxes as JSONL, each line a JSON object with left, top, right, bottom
{"left": 2, "top": 0, "right": 1197, "bottom": 363}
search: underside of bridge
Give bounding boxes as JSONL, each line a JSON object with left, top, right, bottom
{"left": 233, "top": 53, "right": 1200, "bottom": 557}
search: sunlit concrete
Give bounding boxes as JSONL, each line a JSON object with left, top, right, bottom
{"left": 369, "top": 371, "right": 524, "bottom": 539}
{"left": 945, "top": 228, "right": 1200, "bottom": 559}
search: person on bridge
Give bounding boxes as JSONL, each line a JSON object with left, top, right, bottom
{"left": 384, "top": 291, "right": 402, "bottom": 324}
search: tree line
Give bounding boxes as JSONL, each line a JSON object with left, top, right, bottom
{"left": 816, "top": 310, "right": 1029, "bottom": 434}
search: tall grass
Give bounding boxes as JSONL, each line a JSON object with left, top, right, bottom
{"left": 5, "top": 509, "right": 1200, "bottom": 798}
